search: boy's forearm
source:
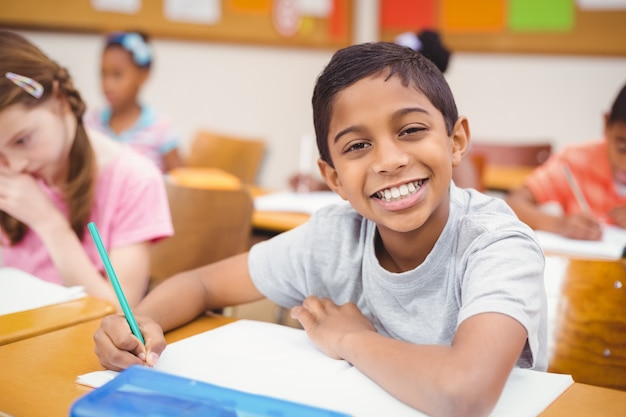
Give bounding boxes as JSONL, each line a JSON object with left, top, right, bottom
{"left": 338, "top": 315, "right": 524, "bottom": 417}
{"left": 340, "top": 331, "right": 470, "bottom": 416}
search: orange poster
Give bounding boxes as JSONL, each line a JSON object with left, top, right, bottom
{"left": 228, "top": 0, "right": 272, "bottom": 14}
{"left": 440, "top": 0, "right": 506, "bottom": 33}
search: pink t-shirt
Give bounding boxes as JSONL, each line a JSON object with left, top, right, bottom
{"left": 1, "top": 148, "right": 174, "bottom": 284}
{"left": 525, "top": 139, "right": 626, "bottom": 223}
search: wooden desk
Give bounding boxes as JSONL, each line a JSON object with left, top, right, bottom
{"left": 165, "top": 169, "right": 308, "bottom": 234}
{"left": 483, "top": 165, "right": 535, "bottom": 192}
{"left": 0, "top": 296, "right": 115, "bottom": 346}
{"left": 0, "top": 314, "right": 235, "bottom": 417}
{"left": 252, "top": 210, "right": 310, "bottom": 233}
{"left": 540, "top": 383, "right": 626, "bottom": 416}
{"left": 1, "top": 313, "right": 625, "bottom": 417}
{"left": 246, "top": 185, "right": 311, "bottom": 233}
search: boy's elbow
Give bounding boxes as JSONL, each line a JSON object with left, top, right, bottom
{"left": 430, "top": 370, "right": 503, "bottom": 417}
{"left": 439, "top": 384, "right": 497, "bottom": 417}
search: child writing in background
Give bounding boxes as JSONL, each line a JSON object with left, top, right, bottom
{"left": 0, "top": 30, "right": 174, "bottom": 309}
{"left": 84, "top": 31, "right": 184, "bottom": 173}
{"left": 506, "top": 82, "right": 626, "bottom": 241}
{"left": 94, "top": 42, "right": 546, "bottom": 417}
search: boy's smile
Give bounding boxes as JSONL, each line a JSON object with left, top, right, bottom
{"left": 319, "top": 72, "right": 468, "bottom": 243}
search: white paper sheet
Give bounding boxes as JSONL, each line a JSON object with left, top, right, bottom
{"left": 77, "top": 320, "right": 573, "bottom": 417}
{"left": 535, "top": 224, "right": 626, "bottom": 260}
{"left": 0, "top": 267, "right": 86, "bottom": 315}
{"left": 254, "top": 191, "right": 346, "bottom": 214}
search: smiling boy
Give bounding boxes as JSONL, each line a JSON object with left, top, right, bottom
{"left": 94, "top": 42, "right": 547, "bottom": 417}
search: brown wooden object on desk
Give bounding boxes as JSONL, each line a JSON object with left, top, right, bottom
{"left": 470, "top": 141, "right": 552, "bottom": 192}
{"left": 549, "top": 258, "right": 626, "bottom": 390}
{"left": 149, "top": 178, "right": 254, "bottom": 289}
{"left": 0, "top": 314, "right": 235, "bottom": 417}
{"left": 0, "top": 297, "right": 115, "bottom": 346}
{"left": 1, "top": 314, "right": 626, "bottom": 416}
{"left": 186, "top": 131, "right": 266, "bottom": 184}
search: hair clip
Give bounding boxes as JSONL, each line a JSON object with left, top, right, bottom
{"left": 394, "top": 32, "right": 422, "bottom": 52}
{"left": 5, "top": 72, "right": 44, "bottom": 99}
{"left": 112, "top": 32, "right": 152, "bottom": 67}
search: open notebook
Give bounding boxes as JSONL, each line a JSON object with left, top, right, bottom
{"left": 535, "top": 224, "right": 626, "bottom": 260}
{"left": 0, "top": 267, "right": 85, "bottom": 315}
{"left": 77, "top": 320, "right": 573, "bottom": 417}
{"left": 253, "top": 191, "right": 346, "bottom": 215}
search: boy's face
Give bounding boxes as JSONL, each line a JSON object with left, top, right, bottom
{"left": 318, "top": 73, "right": 468, "bottom": 237}
{"left": 605, "top": 118, "right": 626, "bottom": 184}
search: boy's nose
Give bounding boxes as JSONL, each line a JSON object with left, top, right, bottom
{"left": 371, "top": 140, "right": 410, "bottom": 174}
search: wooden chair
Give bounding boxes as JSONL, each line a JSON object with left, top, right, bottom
{"left": 149, "top": 178, "right": 254, "bottom": 290}
{"left": 548, "top": 258, "right": 626, "bottom": 391}
{"left": 186, "top": 130, "right": 266, "bottom": 184}
{"left": 470, "top": 141, "right": 553, "bottom": 192}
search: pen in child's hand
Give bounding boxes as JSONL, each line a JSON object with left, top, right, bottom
{"left": 562, "top": 164, "right": 591, "bottom": 215}
{"left": 88, "top": 222, "right": 145, "bottom": 345}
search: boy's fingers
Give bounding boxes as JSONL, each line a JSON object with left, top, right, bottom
{"left": 139, "top": 320, "right": 167, "bottom": 366}
{"left": 95, "top": 315, "right": 163, "bottom": 371}
{"left": 94, "top": 324, "right": 145, "bottom": 371}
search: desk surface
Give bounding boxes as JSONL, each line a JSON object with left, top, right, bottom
{"left": 0, "top": 296, "right": 115, "bottom": 346}
{"left": 0, "top": 314, "right": 235, "bottom": 417}
{"left": 1, "top": 314, "right": 625, "bottom": 417}
{"left": 252, "top": 210, "right": 310, "bottom": 233}
{"left": 483, "top": 165, "right": 534, "bottom": 192}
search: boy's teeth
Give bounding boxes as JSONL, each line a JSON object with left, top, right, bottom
{"left": 377, "top": 180, "right": 422, "bottom": 202}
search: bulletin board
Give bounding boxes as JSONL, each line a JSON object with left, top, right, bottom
{"left": 0, "top": 0, "right": 353, "bottom": 49}
{"left": 379, "top": 0, "right": 626, "bottom": 56}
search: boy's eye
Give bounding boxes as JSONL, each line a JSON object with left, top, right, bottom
{"left": 399, "top": 126, "right": 425, "bottom": 137}
{"left": 343, "top": 141, "right": 370, "bottom": 154}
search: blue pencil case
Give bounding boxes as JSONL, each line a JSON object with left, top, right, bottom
{"left": 70, "top": 365, "right": 352, "bottom": 417}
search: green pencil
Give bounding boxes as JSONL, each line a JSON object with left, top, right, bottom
{"left": 88, "top": 222, "right": 145, "bottom": 345}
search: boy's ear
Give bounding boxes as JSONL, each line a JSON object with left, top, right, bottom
{"left": 317, "top": 158, "right": 348, "bottom": 200}
{"left": 450, "top": 116, "right": 470, "bottom": 168}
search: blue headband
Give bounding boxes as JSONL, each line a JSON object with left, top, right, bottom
{"left": 107, "top": 32, "right": 152, "bottom": 67}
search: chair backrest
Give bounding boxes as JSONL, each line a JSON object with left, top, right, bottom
{"left": 548, "top": 258, "right": 626, "bottom": 391}
{"left": 470, "top": 141, "right": 552, "bottom": 167}
{"left": 149, "top": 178, "right": 254, "bottom": 289}
{"left": 186, "top": 130, "right": 266, "bottom": 184}
{"left": 469, "top": 141, "right": 553, "bottom": 192}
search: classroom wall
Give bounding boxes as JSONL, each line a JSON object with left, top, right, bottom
{"left": 14, "top": 10, "right": 626, "bottom": 189}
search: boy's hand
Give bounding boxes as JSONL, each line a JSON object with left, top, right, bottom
{"left": 558, "top": 213, "right": 603, "bottom": 240}
{"left": 93, "top": 314, "right": 166, "bottom": 371}
{"left": 290, "top": 296, "right": 376, "bottom": 360}
{"left": 608, "top": 205, "right": 626, "bottom": 229}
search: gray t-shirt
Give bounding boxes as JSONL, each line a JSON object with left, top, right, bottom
{"left": 249, "top": 184, "right": 547, "bottom": 371}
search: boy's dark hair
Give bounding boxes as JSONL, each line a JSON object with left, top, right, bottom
{"left": 312, "top": 42, "right": 459, "bottom": 167}
{"left": 608, "top": 83, "right": 626, "bottom": 124}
